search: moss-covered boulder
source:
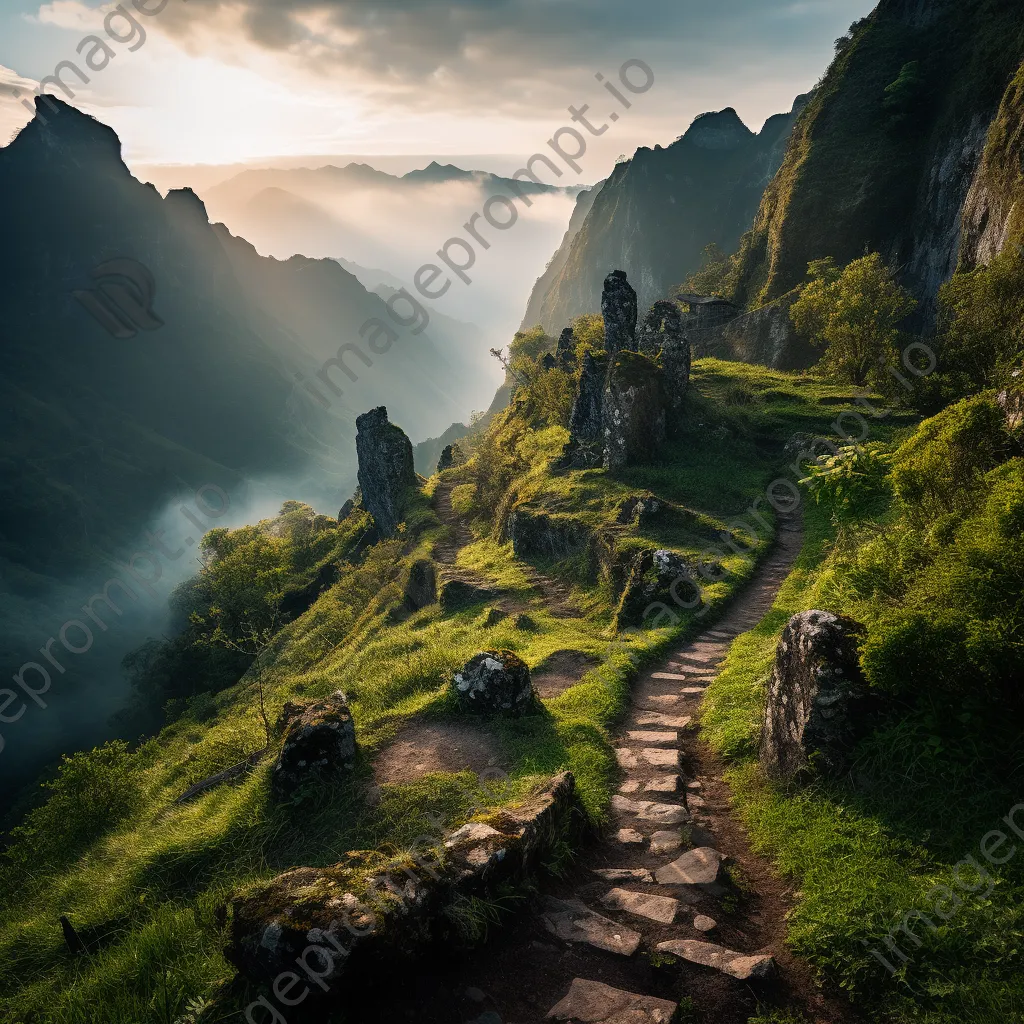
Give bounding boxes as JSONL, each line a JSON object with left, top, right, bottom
{"left": 759, "top": 610, "right": 873, "bottom": 779}
{"left": 271, "top": 692, "right": 356, "bottom": 799}
{"left": 403, "top": 558, "right": 437, "bottom": 611}
{"left": 452, "top": 650, "right": 535, "bottom": 716}
{"left": 603, "top": 351, "right": 666, "bottom": 470}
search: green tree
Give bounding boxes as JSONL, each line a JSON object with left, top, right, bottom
{"left": 790, "top": 253, "right": 917, "bottom": 386}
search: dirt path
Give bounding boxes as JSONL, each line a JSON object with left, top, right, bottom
{"left": 366, "top": 511, "right": 862, "bottom": 1024}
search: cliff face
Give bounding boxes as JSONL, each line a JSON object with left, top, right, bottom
{"left": 521, "top": 103, "right": 804, "bottom": 333}
{"left": 730, "top": 0, "right": 1024, "bottom": 321}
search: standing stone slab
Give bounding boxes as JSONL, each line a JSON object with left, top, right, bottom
{"left": 656, "top": 939, "right": 775, "bottom": 980}
{"left": 355, "top": 407, "right": 417, "bottom": 538}
{"left": 561, "top": 351, "right": 608, "bottom": 469}
{"left": 638, "top": 299, "right": 691, "bottom": 417}
{"left": 546, "top": 979, "right": 678, "bottom": 1023}
{"left": 603, "top": 351, "right": 666, "bottom": 470}
{"left": 601, "top": 270, "right": 638, "bottom": 356}
{"left": 760, "top": 610, "right": 872, "bottom": 779}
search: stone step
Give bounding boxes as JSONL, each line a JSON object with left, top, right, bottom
{"left": 649, "top": 831, "right": 683, "bottom": 855}
{"left": 616, "top": 828, "right": 645, "bottom": 845}
{"left": 681, "top": 687, "right": 708, "bottom": 696}
{"left": 601, "top": 887, "right": 680, "bottom": 925}
{"left": 611, "top": 796, "right": 689, "bottom": 824}
{"left": 542, "top": 898, "right": 642, "bottom": 956}
{"left": 655, "top": 847, "right": 727, "bottom": 887}
{"left": 694, "top": 914, "right": 717, "bottom": 933}
{"left": 635, "top": 712, "right": 692, "bottom": 729}
{"left": 643, "top": 774, "right": 681, "bottom": 795}
{"left": 655, "top": 939, "right": 775, "bottom": 980}
{"left": 593, "top": 867, "right": 654, "bottom": 884}
{"left": 650, "top": 671, "right": 689, "bottom": 682}
{"left": 546, "top": 979, "right": 678, "bottom": 1023}
{"left": 626, "top": 730, "right": 677, "bottom": 746}
{"left": 637, "top": 747, "right": 681, "bottom": 768}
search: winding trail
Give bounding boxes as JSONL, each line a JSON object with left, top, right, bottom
{"left": 367, "top": 500, "right": 859, "bottom": 1023}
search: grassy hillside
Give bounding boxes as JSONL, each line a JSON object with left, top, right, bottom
{"left": 0, "top": 360, "right": 889, "bottom": 1024}
{"left": 704, "top": 397, "right": 1024, "bottom": 1024}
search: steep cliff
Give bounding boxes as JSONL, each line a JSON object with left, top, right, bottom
{"left": 521, "top": 103, "right": 804, "bottom": 333}
{"left": 729, "top": 0, "right": 1024, "bottom": 320}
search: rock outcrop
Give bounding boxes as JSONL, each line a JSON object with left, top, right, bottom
{"left": 403, "top": 559, "right": 437, "bottom": 611}
{"left": 603, "top": 352, "right": 666, "bottom": 470}
{"left": 760, "top": 610, "right": 872, "bottom": 779}
{"left": 271, "top": 692, "right": 356, "bottom": 799}
{"left": 355, "top": 407, "right": 417, "bottom": 538}
{"left": 638, "top": 300, "right": 691, "bottom": 414}
{"left": 225, "top": 773, "right": 580, "bottom": 989}
{"left": 615, "top": 548, "right": 717, "bottom": 627}
{"left": 436, "top": 442, "right": 463, "bottom": 474}
{"left": 601, "top": 270, "right": 638, "bottom": 356}
{"left": 439, "top": 579, "right": 498, "bottom": 613}
{"left": 998, "top": 370, "right": 1024, "bottom": 430}
{"left": 506, "top": 509, "right": 594, "bottom": 562}
{"left": 452, "top": 650, "right": 536, "bottom": 716}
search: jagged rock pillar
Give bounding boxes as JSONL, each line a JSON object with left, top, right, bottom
{"left": 639, "top": 300, "right": 691, "bottom": 420}
{"left": 601, "top": 270, "right": 638, "bottom": 355}
{"left": 355, "top": 406, "right": 417, "bottom": 538}
{"left": 556, "top": 326, "right": 577, "bottom": 368}
{"left": 559, "top": 352, "right": 607, "bottom": 468}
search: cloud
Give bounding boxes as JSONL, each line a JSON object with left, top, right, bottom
{"left": 156, "top": 0, "right": 870, "bottom": 118}
{"left": 0, "top": 64, "right": 38, "bottom": 145}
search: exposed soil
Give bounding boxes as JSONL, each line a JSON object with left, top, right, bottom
{"left": 532, "top": 650, "right": 600, "bottom": 699}
{"left": 373, "top": 721, "right": 505, "bottom": 786}
{"left": 361, "top": 513, "right": 865, "bottom": 1024}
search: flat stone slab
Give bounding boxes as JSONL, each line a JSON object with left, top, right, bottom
{"left": 616, "top": 828, "right": 645, "bottom": 844}
{"left": 627, "top": 730, "right": 677, "bottom": 746}
{"left": 636, "top": 802, "right": 689, "bottom": 825}
{"left": 655, "top": 847, "right": 727, "bottom": 887}
{"left": 643, "top": 775, "right": 680, "bottom": 795}
{"left": 601, "top": 887, "right": 680, "bottom": 925}
{"left": 638, "top": 748, "right": 680, "bottom": 768}
{"left": 615, "top": 748, "right": 638, "bottom": 769}
{"left": 649, "top": 831, "right": 683, "bottom": 855}
{"left": 593, "top": 867, "right": 654, "bottom": 883}
{"left": 543, "top": 898, "right": 642, "bottom": 956}
{"left": 681, "top": 687, "right": 707, "bottom": 696}
{"left": 646, "top": 695, "right": 683, "bottom": 707}
{"left": 618, "top": 779, "right": 641, "bottom": 794}
{"left": 693, "top": 914, "right": 717, "bottom": 933}
{"left": 546, "top": 979, "right": 678, "bottom": 1023}
{"left": 686, "top": 780, "right": 702, "bottom": 790}
{"left": 655, "top": 939, "right": 774, "bottom": 980}
{"left": 635, "top": 712, "right": 692, "bottom": 729}
{"left": 651, "top": 672, "right": 689, "bottom": 682}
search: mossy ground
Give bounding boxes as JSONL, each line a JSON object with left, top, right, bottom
{"left": 0, "top": 361, "right": 909, "bottom": 1023}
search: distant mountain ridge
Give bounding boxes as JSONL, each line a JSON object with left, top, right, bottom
{"left": 520, "top": 101, "right": 806, "bottom": 333}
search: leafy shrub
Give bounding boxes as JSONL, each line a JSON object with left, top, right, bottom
{"left": 889, "top": 395, "right": 1013, "bottom": 522}
{"left": 801, "top": 443, "right": 891, "bottom": 525}
{"left": 4, "top": 741, "right": 142, "bottom": 871}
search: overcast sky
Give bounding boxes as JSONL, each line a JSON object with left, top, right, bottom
{"left": 0, "top": 0, "right": 876, "bottom": 177}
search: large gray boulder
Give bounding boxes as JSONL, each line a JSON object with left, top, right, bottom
{"left": 760, "top": 610, "right": 872, "bottom": 779}
{"left": 355, "top": 407, "right": 417, "bottom": 538}
{"left": 452, "top": 650, "right": 536, "bottom": 716}
{"left": 603, "top": 351, "right": 666, "bottom": 470}
{"left": 271, "top": 692, "right": 356, "bottom": 799}
{"left": 601, "top": 270, "right": 638, "bottom": 355}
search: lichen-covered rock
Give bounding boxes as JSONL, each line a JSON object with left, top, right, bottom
{"left": 760, "top": 610, "right": 873, "bottom": 779}
{"left": 271, "top": 692, "right": 356, "bottom": 798}
{"left": 638, "top": 300, "right": 690, "bottom": 416}
{"left": 436, "top": 442, "right": 464, "bottom": 474}
{"left": 601, "top": 270, "right": 638, "bottom": 355}
{"left": 355, "top": 407, "right": 417, "bottom": 538}
{"left": 555, "top": 325, "right": 577, "bottom": 368}
{"left": 603, "top": 351, "right": 666, "bottom": 470}
{"left": 559, "top": 352, "right": 607, "bottom": 469}
{"left": 439, "top": 579, "right": 498, "bottom": 613}
{"left": 403, "top": 559, "right": 437, "bottom": 611}
{"left": 452, "top": 650, "right": 535, "bottom": 716}
{"left": 615, "top": 548, "right": 715, "bottom": 627}
{"left": 224, "top": 773, "right": 579, "bottom": 989}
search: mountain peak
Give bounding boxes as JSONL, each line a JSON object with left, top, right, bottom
{"left": 681, "top": 108, "right": 754, "bottom": 150}
{"left": 4, "top": 95, "right": 124, "bottom": 164}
